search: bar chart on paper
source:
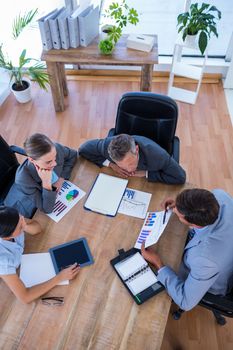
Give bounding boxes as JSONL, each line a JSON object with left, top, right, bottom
{"left": 134, "top": 210, "right": 172, "bottom": 249}
{"left": 47, "top": 181, "right": 86, "bottom": 222}
{"left": 118, "top": 188, "right": 152, "bottom": 219}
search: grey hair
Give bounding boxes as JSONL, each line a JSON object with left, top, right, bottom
{"left": 24, "top": 133, "right": 54, "bottom": 160}
{"left": 108, "top": 134, "right": 136, "bottom": 162}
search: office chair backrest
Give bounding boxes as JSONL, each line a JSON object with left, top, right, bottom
{"left": 114, "top": 92, "right": 178, "bottom": 155}
{"left": 0, "top": 135, "right": 26, "bottom": 204}
{"left": 0, "top": 135, "right": 20, "bottom": 202}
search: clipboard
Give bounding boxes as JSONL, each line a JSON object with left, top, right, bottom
{"left": 110, "top": 248, "right": 164, "bottom": 305}
{"left": 84, "top": 173, "right": 128, "bottom": 217}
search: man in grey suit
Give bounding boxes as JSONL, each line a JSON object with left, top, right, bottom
{"left": 142, "top": 188, "right": 233, "bottom": 311}
{"left": 5, "top": 133, "right": 77, "bottom": 218}
{"left": 79, "top": 134, "right": 186, "bottom": 184}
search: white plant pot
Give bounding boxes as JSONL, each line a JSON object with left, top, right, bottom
{"left": 184, "top": 34, "right": 198, "bottom": 49}
{"left": 11, "top": 79, "right": 32, "bottom": 103}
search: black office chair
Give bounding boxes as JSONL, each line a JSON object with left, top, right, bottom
{"left": 107, "top": 92, "right": 180, "bottom": 162}
{"left": 0, "top": 135, "right": 26, "bottom": 205}
{"left": 172, "top": 288, "right": 233, "bottom": 326}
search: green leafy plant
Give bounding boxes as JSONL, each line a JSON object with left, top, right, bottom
{"left": 99, "top": 0, "right": 139, "bottom": 55}
{"left": 0, "top": 9, "right": 49, "bottom": 91}
{"left": 177, "top": 2, "right": 221, "bottom": 54}
{"left": 98, "top": 38, "right": 114, "bottom": 55}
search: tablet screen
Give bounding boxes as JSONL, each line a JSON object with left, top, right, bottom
{"left": 49, "top": 238, "right": 94, "bottom": 273}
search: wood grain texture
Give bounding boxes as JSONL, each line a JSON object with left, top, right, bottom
{"left": 0, "top": 79, "right": 233, "bottom": 350}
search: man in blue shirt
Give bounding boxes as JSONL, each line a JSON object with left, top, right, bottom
{"left": 142, "top": 188, "right": 233, "bottom": 311}
{"left": 0, "top": 206, "right": 80, "bottom": 303}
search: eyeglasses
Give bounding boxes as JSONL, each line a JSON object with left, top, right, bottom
{"left": 41, "top": 296, "right": 64, "bottom": 306}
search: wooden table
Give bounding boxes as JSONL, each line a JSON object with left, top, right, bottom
{"left": 41, "top": 35, "right": 158, "bottom": 112}
{"left": 0, "top": 159, "right": 189, "bottom": 350}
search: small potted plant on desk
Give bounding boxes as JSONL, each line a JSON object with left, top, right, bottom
{"left": 177, "top": 2, "right": 221, "bottom": 54}
{"left": 0, "top": 9, "right": 49, "bottom": 103}
{"left": 99, "top": 0, "right": 139, "bottom": 55}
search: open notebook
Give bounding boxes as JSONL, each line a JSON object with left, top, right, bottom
{"left": 114, "top": 252, "right": 158, "bottom": 296}
{"left": 84, "top": 173, "right": 128, "bottom": 216}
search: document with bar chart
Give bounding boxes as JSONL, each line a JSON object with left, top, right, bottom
{"left": 47, "top": 181, "right": 86, "bottom": 222}
{"left": 118, "top": 188, "right": 152, "bottom": 219}
{"left": 134, "top": 210, "right": 172, "bottom": 249}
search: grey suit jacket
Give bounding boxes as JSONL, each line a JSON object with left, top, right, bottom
{"left": 157, "top": 189, "right": 233, "bottom": 311}
{"left": 79, "top": 136, "right": 186, "bottom": 184}
{"left": 4, "top": 143, "right": 77, "bottom": 218}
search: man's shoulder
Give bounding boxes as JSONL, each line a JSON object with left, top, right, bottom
{"left": 133, "top": 135, "right": 161, "bottom": 148}
{"left": 133, "top": 135, "right": 166, "bottom": 155}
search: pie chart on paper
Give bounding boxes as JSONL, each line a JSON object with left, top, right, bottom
{"left": 66, "top": 189, "right": 79, "bottom": 201}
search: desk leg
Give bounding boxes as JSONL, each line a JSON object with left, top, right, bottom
{"left": 140, "top": 64, "right": 153, "bottom": 91}
{"left": 46, "top": 62, "right": 65, "bottom": 112}
{"left": 58, "top": 63, "right": 68, "bottom": 97}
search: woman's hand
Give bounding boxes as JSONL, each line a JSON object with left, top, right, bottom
{"left": 35, "top": 165, "right": 53, "bottom": 190}
{"left": 57, "top": 263, "right": 81, "bottom": 282}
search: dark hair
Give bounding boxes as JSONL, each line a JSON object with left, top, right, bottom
{"left": 24, "top": 133, "right": 54, "bottom": 160}
{"left": 0, "top": 206, "right": 20, "bottom": 238}
{"left": 108, "top": 134, "right": 136, "bottom": 161}
{"left": 175, "top": 189, "right": 219, "bottom": 226}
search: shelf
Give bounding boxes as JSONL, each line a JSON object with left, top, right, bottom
{"left": 172, "top": 62, "right": 202, "bottom": 80}
{"left": 168, "top": 86, "right": 197, "bottom": 104}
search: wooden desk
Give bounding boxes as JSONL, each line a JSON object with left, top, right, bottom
{"left": 41, "top": 35, "right": 158, "bottom": 112}
{"left": 0, "top": 160, "right": 189, "bottom": 350}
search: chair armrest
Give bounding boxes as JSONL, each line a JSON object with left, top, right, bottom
{"left": 200, "top": 292, "right": 233, "bottom": 311}
{"left": 172, "top": 136, "right": 180, "bottom": 163}
{"left": 10, "top": 145, "right": 27, "bottom": 156}
{"left": 107, "top": 128, "right": 116, "bottom": 137}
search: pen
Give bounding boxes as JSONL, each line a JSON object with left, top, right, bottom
{"left": 162, "top": 208, "right": 168, "bottom": 225}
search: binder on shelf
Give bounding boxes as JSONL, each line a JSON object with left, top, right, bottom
{"left": 48, "top": 7, "right": 65, "bottom": 49}
{"left": 78, "top": 6, "right": 99, "bottom": 47}
{"left": 57, "top": 9, "right": 70, "bottom": 49}
{"left": 110, "top": 248, "right": 164, "bottom": 304}
{"left": 67, "top": 5, "right": 83, "bottom": 48}
{"left": 38, "top": 9, "right": 58, "bottom": 51}
{"left": 84, "top": 173, "right": 128, "bottom": 217}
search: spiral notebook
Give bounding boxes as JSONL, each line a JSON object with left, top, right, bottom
{"left": 115, "top": 252, "right": 157, "bottom": 295}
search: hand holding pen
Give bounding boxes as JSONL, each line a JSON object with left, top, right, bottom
{"left": 161, "top": 197, "right": 176, "bottom": 224}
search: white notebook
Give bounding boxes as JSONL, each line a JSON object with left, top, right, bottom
{"left": 20, "top": 253, "right": 68, "bottom": 287}
{"left": 115, "top": 252, "right": 157, "bottom": 295}
{"left": 84, "top": 173, "right": 128, "bottom": 216}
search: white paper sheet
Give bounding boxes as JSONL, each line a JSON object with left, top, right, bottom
{"left": 47, "top": 180, "right": 86, "bottom": 222}
{"left": 118, "top": 188, "right": 152, "bottom": 219}
{"left": 134, "top": 210, "right": 172, "bottom": 249}
{"left": 20, "top": 253, "right": 69, "bottom": 287}
{"left": 84, "top": 173, "right": 128, "bottom": 216}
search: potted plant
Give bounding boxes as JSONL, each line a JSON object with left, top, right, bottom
{"left": 177, "top": 2, "right": 221, "bottom": 54}
{"left": 99, "top": 0, "right": 139, "bottom": 55}
{"left": 0, "top": 9, "right": 49, "bottom": 103}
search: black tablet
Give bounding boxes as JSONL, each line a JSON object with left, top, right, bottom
{"left": 49, "top": 237, "right": 94, "bottom": 274}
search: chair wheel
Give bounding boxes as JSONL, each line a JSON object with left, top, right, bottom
{"left": 172, "top": 311, "right": 182, "bottom": 320}
{"left": 216, "top": 317, "right": 226, "bottom": 326}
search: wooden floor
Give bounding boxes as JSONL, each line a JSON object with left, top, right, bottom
{"left": 0, "top": 78, "right": 233, "bottom": 350}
